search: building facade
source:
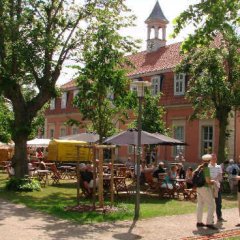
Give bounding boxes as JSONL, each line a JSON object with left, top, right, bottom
{"left": 44, "top": 1, "right": 240, "bottom": 164}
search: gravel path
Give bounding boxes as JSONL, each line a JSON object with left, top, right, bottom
{"left": 0, "top": 198, "right": 239, "bottom": 240}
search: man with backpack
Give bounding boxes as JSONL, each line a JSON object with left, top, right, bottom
{"left": 194, "top": 154, "right": 217, "bottom": 230}
{"left": 233, "top": 172, "right": 240, "bottom": 227}
{"left": 209, "top": 153, "right": 224, "bottom": 222}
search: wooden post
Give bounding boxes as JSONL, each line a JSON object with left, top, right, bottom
{"left": 76, "top": 146, "right": 80, "bottom": 206}
{"left": 98, "top": 148, "right": 104, "bottom": 208}
{"left": 92, "top": 146, "right": 96, "bottom": 209}
{"left": 110, "top": 148, "right": 115, "bottom": 207}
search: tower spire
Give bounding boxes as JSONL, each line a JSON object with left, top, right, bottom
{"left": 145, "top": 1, "right": 169, "bottom": 52}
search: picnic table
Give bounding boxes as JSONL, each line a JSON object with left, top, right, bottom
{"left": 58, "top": 165, "right": 76, "bottom": 179}
{"left": 37, "top": 169, "right": 51, "bottom": 187}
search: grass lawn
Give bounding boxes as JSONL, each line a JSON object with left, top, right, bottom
{"left": 0, "top": 172, "right": 237, "bottom": 224}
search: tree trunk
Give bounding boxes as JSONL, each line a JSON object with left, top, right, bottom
{"left": 11, "top": 105, "right": 32, "bottom": 178}
{"left": 217, "top": 110, "right": 229, "bottom": 164}
{"left": 12, "top": 133, "right": 29, "bottom": 178}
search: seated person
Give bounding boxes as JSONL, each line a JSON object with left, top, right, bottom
{"left": 177, "top": 162, "right": 186, "bottom": 179}
{"left": 162, "top": 165, "right": 178, "bottom": 189}
{"left": 185, "top": 167, "right": 194, "bottom": 189}
{"left": 36, "top": 148, "right": 44, "bottom": 160}
{"left": 125, "top": 157, "right": 134, "bottom": 168}
{"left": 80, "top": 164, "right": 98, "bottom": 195}
{"left": 139, "top": 160, "right": 147, "bottom": 185}
{"left": 134, "top": 160, "right": 147, "bottom": 185}
{"left": 28, "top": 162, "right": 37, "bottom": 176}
{"left": 152, "top": 162, "right": 166, "bottom": 182}
{"left": 7, "top": 162, "right": 15, "bottom": 177}
{"left": 39, "top": 160, "right": 46, "bottom": 170}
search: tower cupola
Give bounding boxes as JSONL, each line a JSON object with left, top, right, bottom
{"left": 145, "top": 1, "right": 169, "bottom": 52}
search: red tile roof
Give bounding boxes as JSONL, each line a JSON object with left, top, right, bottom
{"left": 61, "top": 79, "right": 76, "bottom": 90}
{"left": 127, "top": 42, "right": 182, "bottom": 77}
{"left": 61, "top": 42, "right": 182, "bottom": 89}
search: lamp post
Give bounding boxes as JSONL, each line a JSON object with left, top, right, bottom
{"left": 131, "top": 79, "right": 151, "bottom": 220}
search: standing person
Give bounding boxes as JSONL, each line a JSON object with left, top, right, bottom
{"left": 209, "top": 153, "right": 225, "bottom": 222}
{"left": 195, "top": 154, "right": 217, "bottom": 230}
{"left": 226, "top": 159, "right": 240, "bottom": 193}
{"left": 185, "top": 167, "right": 194, "bottom": 189}
{"left": 234, "top": 172, "right": 240, "bottom": 227}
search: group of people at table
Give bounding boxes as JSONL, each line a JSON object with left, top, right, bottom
{"left": 140, "top": 160, "right": 194, "bottom": 190}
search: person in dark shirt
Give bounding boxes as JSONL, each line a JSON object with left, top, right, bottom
{"left": 80, "top": 164, "right": 93, "bottom": 195}
{"left": 234, "top": 173, "right": 240, "bottom": 227}
{"left": 177, "top": 162, "right": 186, "bottom": 179}
{"left": 152, "top": 162, "right": 166, "bottom": 182}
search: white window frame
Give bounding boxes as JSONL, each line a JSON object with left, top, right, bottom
{"left": 201, "top": 125, "right": 214, "bottom": 155}
{"left": 128, "top": 145, "right": 135, "bottom": 154}
{"left": 50, "top": 98, "right": 55, "bottom": 110}
{"left": 130, "top": 83, "right": 138, "bottom": 93}
{"left": 151, "top": 75, "right": 161, "bottom": 95}
{"left": 72, "top": 127, "right": 78, "bottom": 135}
{"left": 73, "top": 89, "right": 79, "bottom": 98}
{"left": 128, "top": 145, "right": 142, "bottom": 155}
{"left": 49, "top": 129, "right": 54, "bottom": 138}
{"left": 173, "top": 125, "right": 185, "bottom": 156}
{"left": 61, "top": 92, "right": 67, "bottom": 109}
{"left": 60, "top": 127, "right": 66, "bottom": 137}
{"left": 72, "top": 90, "right": 79, "bottom": 107}
{"left": 174, "top": 73, "right": 186, "bottom": 96}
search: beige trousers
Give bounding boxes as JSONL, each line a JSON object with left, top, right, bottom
{"left": 197, "top": 186, "right": 215, "bottom": 225}
{"left": 238, "top": 192, "right": 240, "bottom": 217}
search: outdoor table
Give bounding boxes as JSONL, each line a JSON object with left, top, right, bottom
{"left": 58, "top": 165, "right": 76, "bottom": 179}
{"left": 31, "top": 161, "right": 40, "bottom": 169}
{"left": 37, "top": 170, "right": 51, "bottom": 187}
{"left": 45, "top": 162, "right": 55, "bottom": 170}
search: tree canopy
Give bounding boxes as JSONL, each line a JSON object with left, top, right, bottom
{"left": 130, "top": 90, "right": 167, "bottom": 135}
{"left": 74, "top": 1, "right": 139, "bottom": 143}
{"left": 0, "top": 0, "right": 118, "bottom": 178}
{"left": 173, "top": 0, "right": 240, "bottom": 162}
{"left": 0, "top": 97, "right": 13, "bottom": 143}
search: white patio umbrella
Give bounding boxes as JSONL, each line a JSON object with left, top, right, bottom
{"left": 27, "top": 138, "right": 51, "bottom": 147}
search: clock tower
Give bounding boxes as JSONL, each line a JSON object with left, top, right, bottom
{"left": 145, "top": 1, "right": 169, "bottom": 52}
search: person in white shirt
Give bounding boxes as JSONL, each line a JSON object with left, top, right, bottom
{"left": 209, "top": 153, "right": 224, "bottom": 222}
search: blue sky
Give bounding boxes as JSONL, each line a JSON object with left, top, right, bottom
{"left": 58, "top": 0, "right": 198, "bottom": 85}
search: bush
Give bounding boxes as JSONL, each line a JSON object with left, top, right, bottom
{"left": 5, "top": 176, "right": 41, "bottom": 192}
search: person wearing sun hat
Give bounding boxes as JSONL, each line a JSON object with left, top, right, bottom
{"left": 233, "top": 173, "right": 240, "bottom": 227}
{"left": 195, "top": 154, "right": 218, "bottom": 230}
